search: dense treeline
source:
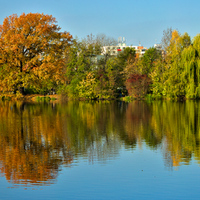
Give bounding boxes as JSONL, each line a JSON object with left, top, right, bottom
{"left": 1, "top": 13, "right": 200, "bottom": 99}
{"left": 150, "top": 29, "right": 200, "bottom": 99}
{"left": 64, "top": 29, "right": 200, "bottom": 100}
{"left": 64, "top": 34, "right": 136, "bottom": 99}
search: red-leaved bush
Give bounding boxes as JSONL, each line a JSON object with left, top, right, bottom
{"left": 125, "top": 74, "right": 151, "bottom": 98}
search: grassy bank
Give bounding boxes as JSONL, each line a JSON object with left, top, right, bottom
{"left": 0, "top": 94, "right": 61, "bottom": 102}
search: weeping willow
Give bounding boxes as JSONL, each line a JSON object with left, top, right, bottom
{"left": 181, "top": 34, "right": 200, "bottom": 98}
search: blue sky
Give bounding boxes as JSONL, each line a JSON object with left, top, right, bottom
{"left": 0, "top": 0, "right": 200, "bottom": 48}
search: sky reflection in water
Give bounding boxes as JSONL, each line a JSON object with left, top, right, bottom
{"left": 0, "top": 100, "right": 200, "bottom": 199}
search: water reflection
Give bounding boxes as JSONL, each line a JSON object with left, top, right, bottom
{"left": 0, "top": 101, "right": 73, "bottom": 186}
{"left": 0, "top": 100, "right": 200, "bottom": 186}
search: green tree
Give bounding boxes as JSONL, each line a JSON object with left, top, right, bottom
{"left": 165, "top": 31, "right": 191, "bottom": 98}
{"left": 149, "top": 59, "right": 166, "bottom": 97}
{"left": 65, "top": 39, "right": 91, "bottom": 98}
{"left": 77, "top": 72, "right": 98, "bottom": 99}
{"left": 117, "top": 47, "right": 136, "bottom": 67}
{"left": 141, "top": 47, "right": 162, "bottom": 75}
{"left": 181, "top": 34, "right": 200, "bottom": 98}
{"left": 151, "top": 30, "right": 191, "bottom": 98}
{"left": 96, "top": 57, "right": 120, "bottom": 99}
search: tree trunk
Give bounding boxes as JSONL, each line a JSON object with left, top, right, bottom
{"left": 19, "top": 60, "right": 25, "bottom": 95}
{"left": 19, "top": 85, "right": 25, "bottom": 95}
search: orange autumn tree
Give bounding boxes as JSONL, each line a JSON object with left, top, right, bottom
{"left": 0, "top": 13, "right": 72, "bottom": 94}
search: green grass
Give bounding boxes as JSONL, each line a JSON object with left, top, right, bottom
{"left": 36, "top": 96, "right": 51, "bottom": 102}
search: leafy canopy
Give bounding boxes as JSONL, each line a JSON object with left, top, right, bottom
{"left": 0, "top": 13, "right": 72, "bottom": 94}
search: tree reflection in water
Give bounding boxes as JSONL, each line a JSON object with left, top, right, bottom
{"left": 0, "top": 101, "right": 73, "bottom": 186}
{"left": 0, "top": 100, "right": 200, "bottom": 186}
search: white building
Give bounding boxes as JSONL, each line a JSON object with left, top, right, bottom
{"left": 101, "top": 45, "right": 139, "bottom": 56}
{"left": 154, "top": 43, "right": 162, "bottom": 51}
{"left": 101, "top": 37, "right": 147, "bottom": 57}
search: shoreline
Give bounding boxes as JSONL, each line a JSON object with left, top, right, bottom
{"left": 0, "top": 94, "right": 62, "bottom": 102}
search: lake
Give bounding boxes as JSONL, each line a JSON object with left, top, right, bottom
{"left": 0, "top": 100, "right": 200, "bottom": 199}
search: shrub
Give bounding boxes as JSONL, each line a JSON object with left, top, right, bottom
{"left": 125, "top": 74, "right": 151, "bottom": 98}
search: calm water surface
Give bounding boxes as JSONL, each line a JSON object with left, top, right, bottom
{"left": 0, "top": 100, "right": 200, "bottom": 199}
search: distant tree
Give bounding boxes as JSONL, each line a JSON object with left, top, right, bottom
{"left": 0, "top": 13, "right": 72, "bottom": 94}
{"left": 96, "top": 33, "right": 118, "bottom": 46}
{"left": 82, "top": 33, "right": 117, "bottom": 47}
{"left": 140, "top": 47, "right": 162, "bottom": 75}
{"left": 161, "top": 27, "right": 172, "bottom": 51}
{"left": 117, "top": 47, "right": 136, "bottom": 66}
{"left": 122, "top": 53, "right": 140, "bottom": 81}
{"left": 179, "top": 32, "right": 191, "bottom": 50}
